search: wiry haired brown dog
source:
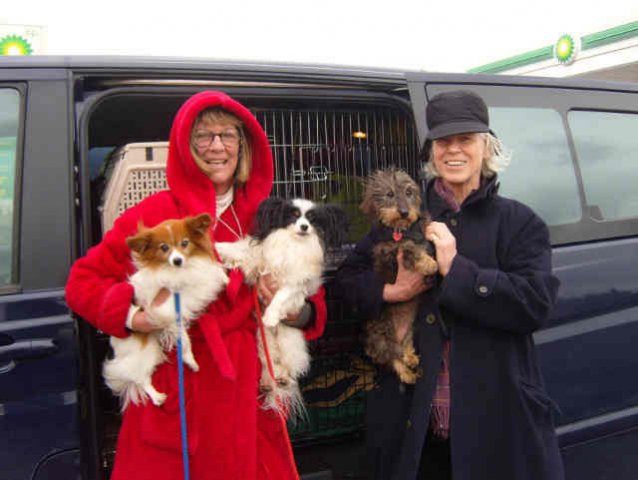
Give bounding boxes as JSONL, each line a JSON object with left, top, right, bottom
{"left": 360, "top": 169, "right": 438, "bottom": 384}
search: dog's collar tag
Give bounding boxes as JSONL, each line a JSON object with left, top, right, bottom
{"left": 392, "top": 229, "right": 403, "bottom": 242}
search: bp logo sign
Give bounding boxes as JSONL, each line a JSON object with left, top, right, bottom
{"left": 0, "top": 35, "right": 33, "bottom": 55}
{"left": 554, "top": 34, "right": 580, "bottom": 65}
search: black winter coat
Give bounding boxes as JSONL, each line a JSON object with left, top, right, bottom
{"left": 336, "top": 176, "right": 564, "bottom": 480}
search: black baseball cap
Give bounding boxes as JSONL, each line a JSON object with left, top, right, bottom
{"left": 426, "top": 90, "right": 490, "bottom": 140}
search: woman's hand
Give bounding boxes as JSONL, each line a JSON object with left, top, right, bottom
{"left": 256, "top": 274, "right": 305, "bottom": 324}
{"left": 425, "top": 221, "right": 457, "bottom": 276}
{"left": 383, "top": 249, "right": 431, "bottom": 303}
{"left": 256, "top": 273, "right": 277, "bottom": 308}
{"left": 130, "top": 288, "right": 171, "bottom": 333}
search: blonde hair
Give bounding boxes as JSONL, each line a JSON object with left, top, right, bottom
{"left": 423, "top": 132, "right": 511, "bottom": 179}
{"left": 190, "top": 108, "right": 252, "bottom": 185}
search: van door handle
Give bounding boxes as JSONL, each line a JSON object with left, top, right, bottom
{"left": 0, "top": 338, "right": 58, "bottom": 363}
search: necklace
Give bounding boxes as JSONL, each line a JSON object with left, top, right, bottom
{"left": 215, "top": 204, "right": 244, "bottom": 240}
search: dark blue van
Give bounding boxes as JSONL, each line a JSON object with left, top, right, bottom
{"left": 1, "top": 57, "right": 637, "bottom": 479}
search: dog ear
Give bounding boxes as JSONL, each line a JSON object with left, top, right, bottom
{"left": 253, "top": 197, "right": 288, "bottom": 240}
{"left": 359, "top": 170, "right": 390, "bottom": 219}
{"left": 126, "top": 228, "right": 152, "bottom": 254}
{"left": 326, "top": 204, "right": 350, "bottom": 247}
{"left": 187, "top": 213, "right": 212, "bottom": 237}
{"left": 315, "top": 204, "right": 350, "bottom": 248}
{"left": 359, "top": 173, "right": 380, "bottom": 221}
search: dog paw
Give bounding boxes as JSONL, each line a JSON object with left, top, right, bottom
{"left": 404, "top": 351, "right": 420, "bottom": 369}
{"left": 398, "top": 368, "right": 419, "bottom": 385}
{"left": 393, "top": 359, "right": 420, "bottom": 385}
{"left": 186, "top": 358, "right": 200, "bottom": 372}
{"left": 150, "top": 391, "right": 167, "bottom": 407}
{"left": 416, "top": 255, "right": 439, "bottom": 276}
{"left": 262, "top": 309, "right": 280, "bottom": 327}
{"left": 259, "top": 377, "right": 276, "bottom": 393}
{"left": 220, "top": 258, "right": 238, "bottom": 270}
{"left": 276, "top": 376, "right": 291, "bottom": 388}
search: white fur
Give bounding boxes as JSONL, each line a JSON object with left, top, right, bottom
{"left": 258, "top": 324, "right": 310, "bottom": 419}
{"left": 217, "top": 230, "right": 323, "bottom": 326}
{"left": 216, "top": 199, "right": 325, "bottom": 416}
{"left": 103, "top": 255, "right": 229, "bottom": 410}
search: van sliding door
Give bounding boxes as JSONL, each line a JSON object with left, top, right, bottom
{"left": 0, "top": 74, "right": 79, "bottom": 480}
{"left": 407, "top": 76, "right": 638, "bottom": 480}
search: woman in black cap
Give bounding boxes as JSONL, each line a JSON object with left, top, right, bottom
{"left": 337, "top": 90, "right": 564, "bottom": 480}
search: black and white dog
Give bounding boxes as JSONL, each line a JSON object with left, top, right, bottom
{"left": 216, "top": 197, "right": 348, "bottom": 416}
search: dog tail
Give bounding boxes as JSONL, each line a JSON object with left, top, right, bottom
{"left": 261, "top": 382, "right": 308, "bottom": 423}
{"left": 120, "top": 385, "right": 147, "bottom": 412}
{"left": 103, "top": 366, "right": 148, "bottom": 412}
{"left": 281, "top": 382, "right": 308, "bottom": 423}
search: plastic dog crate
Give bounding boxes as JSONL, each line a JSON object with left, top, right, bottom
{"left": 100, "top": 141, "right": 168, "bottom": 234}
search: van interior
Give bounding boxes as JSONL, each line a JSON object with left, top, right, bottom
{"left": 81, "top": 87, "right": 421, "bottom": 478}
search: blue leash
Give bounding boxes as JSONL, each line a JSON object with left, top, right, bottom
{"left": 175, "top": 292, "right": 190, "bottom": 480}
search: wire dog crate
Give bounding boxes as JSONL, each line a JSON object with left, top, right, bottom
{"left": 255, "top": 107, "right": 420, "bottom": 442}
{"left": 258, "top": 108, "right": 417, "bottom": 198}
{"left": 256, "top": 107, "right": 419, "bottom": 248}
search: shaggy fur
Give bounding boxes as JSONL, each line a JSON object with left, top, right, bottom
{"left": 103, "top": 213, "right": 229, "bottom": 410}
{"left": 217, "top": 197, "right": 348, "bottom": 417}
{"left": 361, "top": 169, "right": 438, "bottom": 384}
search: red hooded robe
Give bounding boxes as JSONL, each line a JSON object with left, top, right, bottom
{"left": 65, "top": 91, "right": 326, "bottom": 480}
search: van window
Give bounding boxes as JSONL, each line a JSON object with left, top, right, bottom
{"left": 569, "top": 110, "right": 638, "bottom": 221}
{"left": 489, "top": 107, "right": 580, "bottom": 226}
{"left": 0, "top": 88, "right": 19, "bottom": 286}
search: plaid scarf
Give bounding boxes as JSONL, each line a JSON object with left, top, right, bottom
{"left": 430, "top": 340, "right": 451, "bottom": 439}
{"left": 429, "top": 178, "right": 459, "bottom": 440}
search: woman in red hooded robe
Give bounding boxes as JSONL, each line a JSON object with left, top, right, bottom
{"left": 65, "top": 91, "right": 326, "bottom": 480}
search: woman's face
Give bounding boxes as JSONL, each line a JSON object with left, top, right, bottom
{"left": 191, "top": 119, "right": 241, "bottom": 194}
{"left": 431, "top": 132, "right": 487, "bottom": 196}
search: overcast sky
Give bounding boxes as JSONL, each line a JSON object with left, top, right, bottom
{"left": 3, "top": 1, "right": 637, "bottom": 72}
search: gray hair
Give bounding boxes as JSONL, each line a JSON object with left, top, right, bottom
{"left": 423, "top": 132, "right": 511, "bottom": 179}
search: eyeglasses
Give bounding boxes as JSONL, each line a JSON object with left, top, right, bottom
{"left": 192, "top": 129, "right": 241, "bottom": 149}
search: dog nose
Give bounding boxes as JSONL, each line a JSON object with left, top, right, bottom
{"left": 399, "top": 208, "right": 409, "bottom": 218}
{"left": 300, "top": 224, "right": 308, "bottom": 232}
{"left": 172, "top": 257, "right": 183, "bottom": 266}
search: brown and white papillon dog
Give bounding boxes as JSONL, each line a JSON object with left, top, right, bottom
{"left": 103, "top": 213, "right": 228, "bottom": 410}
{"left": 216, "top": 198, "right": 348, "bottom": 417}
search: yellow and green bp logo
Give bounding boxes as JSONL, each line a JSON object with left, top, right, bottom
{"left": 553, "top": 34, "right": 580, "bottom": 65}
{"left": 0, "top": 35, "right": 33, "bottom": 56}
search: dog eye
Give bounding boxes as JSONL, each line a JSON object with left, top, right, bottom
{"left": 386, "top": 191, "right": 395, "bottom": 198}
{"left": 160, "top": 243, "right": 170, "bottom": 253}
{"left": 181, "top": 239, "right": 190, "bottom": 248}
{"left": 406, "top": 188, "right": 413, "bottom": 197}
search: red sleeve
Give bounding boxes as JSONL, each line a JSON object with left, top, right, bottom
{"left": 304, "top": 285, "right": 327, "bottom": 341}
{"left": 65, "top": 206, "right": 141, "bottom": 338}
